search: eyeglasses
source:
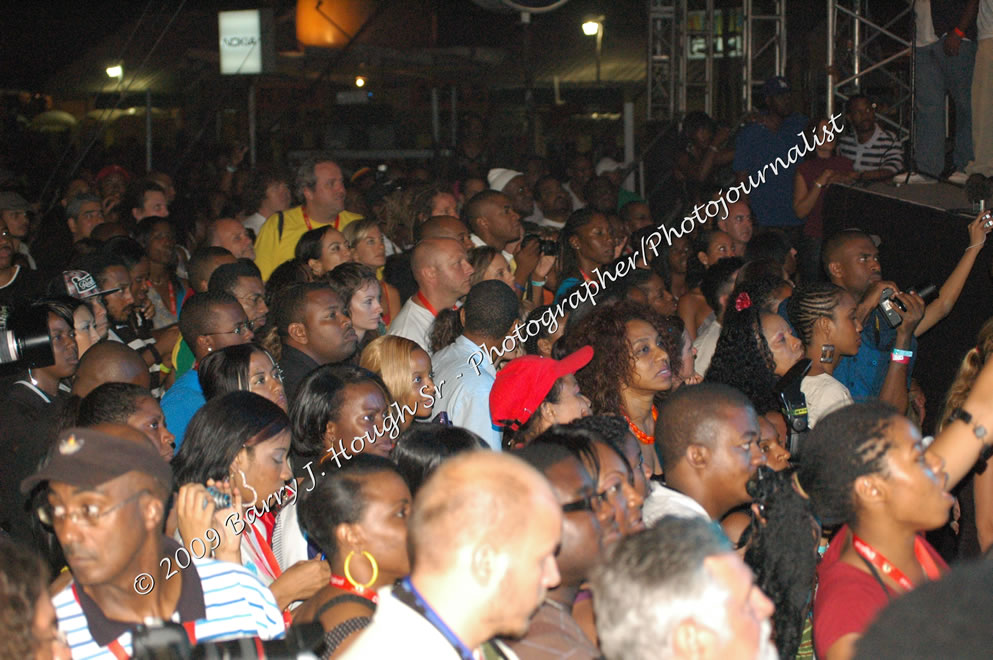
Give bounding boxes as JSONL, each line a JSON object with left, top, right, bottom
{"left": 203, "top": 319, "right": 255, "bottom": 337}
{"left": 37, "top": 489, "right": 150, "bottom": 527}
{"left": 237, "top": 293, "right": 266, "bottom": 308}
{"left": 561, "top": 489, "right": 609, "bottom": 514}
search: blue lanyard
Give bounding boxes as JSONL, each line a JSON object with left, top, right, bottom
{"left": 393, "top": 577, "right": 475, "bottom": 660}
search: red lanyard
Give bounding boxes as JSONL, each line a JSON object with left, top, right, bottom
{"left": 580, "top": 269, "right": 594, "bottom": 282}
{"left": 329, "top": 574, "right": 379, "bottom": 604}
{"left": 71, "top": 583, "right": 197, "bottom": 659}
{"left": 302, "top": 208, "right": 339, "bottom": 231}
{"left": 165, "top": 281, "right": 176, "bottom": 317}
{"left": 624, "top": 406, "right": 658, "bottom": 445}
{"left": 416, "top": 291, "right": 439, "bottom": 317}
{"left": 416, "top": 290, "right": 455, "bottom": 317}
{"left": 851, "top": 533, "right": 943, "bottom": 592}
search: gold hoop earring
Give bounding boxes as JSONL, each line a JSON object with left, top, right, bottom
{"left": 343, "top": 550, "right": 379, "bottom": 589}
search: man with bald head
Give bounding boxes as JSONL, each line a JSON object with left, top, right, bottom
{"left": 341, "top": 451, "right": 562, "bottom": 659}
{"left": 716, "top": 199, "right": 754, "bottom": 257}
{"left": 71, "top": 341, "right": 152, "bottom": 398}
{"left": 206, "top": 217, "right": 255, "bottom": 260}
{"left": 387, "top": 238, "right": 474, "bottom": 353}
{"left": 414, "top": 215, "right": 474, "bottom": 252}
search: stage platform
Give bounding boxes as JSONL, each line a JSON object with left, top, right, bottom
{"left": 822, "top": 183, "right": 992, "bottom": 435}
{"left": 860, "top": 180, "right": 983, "bottom": 217}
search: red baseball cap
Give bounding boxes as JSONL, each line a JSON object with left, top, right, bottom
{"left": 490, "top": 346, "right": 594, "bottom": 430}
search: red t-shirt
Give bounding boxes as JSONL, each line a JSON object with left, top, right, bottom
{"left": 812, "top": 525, "right": 947, "bottom": 657}
{"left": 797, "top": 155, "right": 854, "bottom": 239}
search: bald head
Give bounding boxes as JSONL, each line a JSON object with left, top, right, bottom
{"left": 410, "top": 237, "right": 474, "bottom": 301}
{"left": 411, "top": 237, "right": 461, "bottom": 275}
{"left": 72, "top": 341, "right": 151, "bottom": 397}
{"left": 206, "top": 217, "right": 255, "bottom": 260}
{"left": 409, "top": 450, "right": 560, "bottom": 570}
{"left": 416, "top": 215, "right": 473, "bottom": 251}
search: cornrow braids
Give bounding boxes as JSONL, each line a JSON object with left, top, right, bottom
{"left": 796, "top": 401, "right": 897, "bottom": 527}
{"left": 788, "top": 282, "right": 846, "bottom": 346}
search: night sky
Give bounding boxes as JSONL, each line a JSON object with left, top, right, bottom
{"left": 1, "top": 0, "right": 914, "bottom": 91}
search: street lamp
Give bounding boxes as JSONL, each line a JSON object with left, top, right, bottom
{"left": 582, "top": 17, "right": 604, "bottom": 83}
{"left": 106, "top": 64, "right": 123, "bottom": 79}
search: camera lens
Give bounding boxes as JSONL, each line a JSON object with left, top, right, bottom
{"left": 0, "top": 306, "right": 55, "bottom": 367}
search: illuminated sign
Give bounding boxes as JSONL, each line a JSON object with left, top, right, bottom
{"left": 218, "top": 9, "right": 274, "bottom": 75}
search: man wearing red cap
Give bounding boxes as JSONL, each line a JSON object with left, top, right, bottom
{"left": 24, "top": 427, "right": 284, "bottom": 658}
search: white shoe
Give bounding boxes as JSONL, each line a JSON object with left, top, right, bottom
{"left": 897, "top": 172, "right": 938, "bottom": 184}
{"left": 946, "top": 171, "right": 969, "bottom": 185}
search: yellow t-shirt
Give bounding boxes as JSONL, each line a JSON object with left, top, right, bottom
{"left": 254, "top": 206, "right": 362, "bottom": 281}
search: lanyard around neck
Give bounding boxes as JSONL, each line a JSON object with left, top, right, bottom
{"left": 329, "top": 574, "right": 379, "bottom": 604}
{"left": 851, "top": 532, "right": 942, "bottom": 593}
{"left": 393, "top": 577, "right": 475, "bottom": 660}
{"left": 302, "top": 207, "right": 339, "bottom": 231}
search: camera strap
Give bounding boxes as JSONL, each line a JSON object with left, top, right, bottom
{"left": 70, "top": 583, "right": 198, "bottom": 659}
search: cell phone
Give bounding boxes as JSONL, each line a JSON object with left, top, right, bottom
{"left": 205, "top": 486, "right": 231, "bottom": 509}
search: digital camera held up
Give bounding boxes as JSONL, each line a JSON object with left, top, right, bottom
{"left": 877, "top": 284, "right": 937, "bottom": 328}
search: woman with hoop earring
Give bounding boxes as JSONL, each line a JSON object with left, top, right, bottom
{"left": 293, "top": 454, "right": 412, "bottom": 658}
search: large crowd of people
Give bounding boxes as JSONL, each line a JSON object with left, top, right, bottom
{"left": 2, "top": 3, "right": 993, "bottom": 654}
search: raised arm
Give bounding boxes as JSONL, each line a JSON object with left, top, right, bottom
{"left": 916, "top": 211, "right": 991, "bottom": 336}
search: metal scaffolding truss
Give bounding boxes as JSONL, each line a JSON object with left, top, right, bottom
{"left": 742, "top": 0, "right": 787, "bottom": 111}
{"left": 826, "top": 0, "right": 913, "bottom": 141}
{"left": 647, "top": 0, "right": 786, "bottom": 122}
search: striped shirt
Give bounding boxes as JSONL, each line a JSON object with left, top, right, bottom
{"left": 54, "top": 553, "right": 284, "bottom": 659}
{"left": 837, "top": 125, "right": 905, "bottom": 174}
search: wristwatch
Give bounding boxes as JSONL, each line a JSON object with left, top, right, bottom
{"left": 948, "top": 407, "right": 993, "bottom": 461}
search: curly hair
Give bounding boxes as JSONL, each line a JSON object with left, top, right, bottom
{"left": 735, "top": 273, "right": 790, "bottom": 317}
{"left": 560, "top": 301, "right": 668, "bottom": 416}
{"left": 787, "top": 282, "right": 846, "bottom": 346}
{"left": 939, "top": 316, "right": 993, "bottom": 433}
{"left": 705, "top": 291, "right": 780, "bottom": 413}
{"left": 737, "top": 466, "right": 819, "bottom": 660}
{"left": 0, "top": 538, "right": 50, "bottom": 659}
{"left": 380, "top": 183, "right": 450, "bottom": 247}
{"left": 795, "top": 401, "right": 897, "bottom": 527}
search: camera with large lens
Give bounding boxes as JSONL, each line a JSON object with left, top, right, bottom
{"left": 877, "top": 284, "right": 938, "bottom": 328}
{"left": 0, "top": 304, "right": 54, "bottom": 367}
{"left": 522, "top": 234, "right": 558, "bottom": 256}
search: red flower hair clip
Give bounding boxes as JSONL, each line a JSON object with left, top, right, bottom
{"left": 735, "top": 292, "right": 752, "bottom": 312}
